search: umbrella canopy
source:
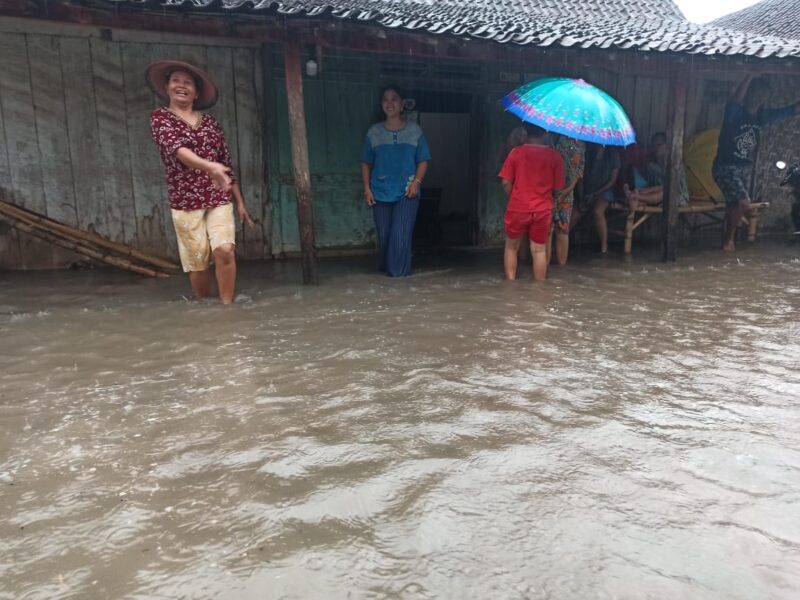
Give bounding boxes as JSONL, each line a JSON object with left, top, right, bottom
{"left": 502, "top": 78, "right": 636, "bottom": 146}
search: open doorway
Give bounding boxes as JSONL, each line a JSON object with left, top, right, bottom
{"left": 408, "top": 90, "right": 478, "bottom": 249}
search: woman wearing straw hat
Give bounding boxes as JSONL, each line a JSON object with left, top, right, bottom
{"left": 147, "top": 60, "right": 254, "bottom": 304}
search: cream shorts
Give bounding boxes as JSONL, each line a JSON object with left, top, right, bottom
{"left": 171, "top": 203, "right": 235, "bottom": 272}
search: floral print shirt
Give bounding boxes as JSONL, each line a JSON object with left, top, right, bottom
{"left": 150, "top": 107, "right": 236, "bottom": 211}
{"left": 553, "top": 135, "right": 586, "bottom": 190}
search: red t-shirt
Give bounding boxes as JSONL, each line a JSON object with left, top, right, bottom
{"left": 498, "top": 144, "right": 565, "bottom": 212}
{"left": 150, "top": 107, "right": 237, "bottom": 211}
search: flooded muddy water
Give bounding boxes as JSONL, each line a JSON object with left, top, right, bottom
{"left": 1, "top": 244, "right": 800, "bottom": 599}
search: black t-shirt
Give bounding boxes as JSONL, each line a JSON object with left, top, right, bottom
{"left": 715, "top": 101, "right": 796, "bottom": 167}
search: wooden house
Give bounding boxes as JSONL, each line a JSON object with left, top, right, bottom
{"left": 1, "top": 0, "right": 799, "bottom": 280}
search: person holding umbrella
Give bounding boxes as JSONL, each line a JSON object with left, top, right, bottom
{"left": 147, "top": 60, "right": 254, "bottom": 304}
{"left": 502, "top": 78, "right": 636, "bottom": 261}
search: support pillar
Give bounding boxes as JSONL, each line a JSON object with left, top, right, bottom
{"left": 662, "top": 69, "right": 689, "bottom": 262}
{"left": 283, "top": 39, "right": 318, "bottom": 284}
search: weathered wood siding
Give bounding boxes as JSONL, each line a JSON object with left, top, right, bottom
{"left": 5, "top": 17, "right": 784, "bottom": 269}
{"left": 266, "top": 52, "right": 376, "bottom": 256}
{"left": 267, "top": 52, "right": 677, "bottom": 252}
{"left": 0, "top": 19, "right": 270, "bottom": 269}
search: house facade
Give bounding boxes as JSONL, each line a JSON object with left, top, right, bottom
{"left": 0, "top": 0, "right": 799, "bottom": 270}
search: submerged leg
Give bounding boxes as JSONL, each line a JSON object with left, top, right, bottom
{"left": 555, "top": 231, "right": 570, "bottom": 266}
{"left": 214, "top": 243, "right": 237, "bottom": 304}
{"left": 723, "top": 199, "right": 750, "bottom": 252}
{"left": 188, "top": 270, "right": 212, "bottom": 299}
{"left": 531, "top": 241, "right": 547, "bottom": 281}
{"left": 504, "top": 236, "right": 522, "bottom": 280}
{"left": 593, "top": 198, "right": 609, "bottom": 253}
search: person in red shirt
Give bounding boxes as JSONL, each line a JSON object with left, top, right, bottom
{"left": 147, "top": 60, "right": 254, "bottom": 304}
{"left": 498, "top": 124, "right": 565, "bottom": 281}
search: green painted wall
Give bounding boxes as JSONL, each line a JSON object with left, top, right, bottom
{"left": 263, "top": 47, "right": 681, "bottom": 254}
{"left": 265, "top": 50, "right": 377, "bottom": 254}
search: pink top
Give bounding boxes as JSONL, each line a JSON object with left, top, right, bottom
{"left": 150, "top": 107, "right": 236, "bottom": 211}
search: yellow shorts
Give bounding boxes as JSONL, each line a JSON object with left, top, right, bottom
{"left": 171, "top": 203, "right": 235, "bottom": 272}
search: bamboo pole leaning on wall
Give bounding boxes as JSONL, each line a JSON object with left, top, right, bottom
{"left": 0, "top": 199, "right": 179, "bottom": 272}
{"left": 0, "top": 198, "right": 179, "bottom": 277}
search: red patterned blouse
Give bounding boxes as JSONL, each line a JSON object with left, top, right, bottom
{"left": 150, "top": 107, "right": 237, "bottom": 211}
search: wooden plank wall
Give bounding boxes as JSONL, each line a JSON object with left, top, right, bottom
{"left": 5, "top": 18, "right": 770, "bottom": 268}
{"left": 268, "top": 68, "right": 375, "bottom": 255}
{"left": 0, "top": 20, "right": 270, "bottom": 269}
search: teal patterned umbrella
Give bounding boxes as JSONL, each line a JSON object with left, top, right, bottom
{"left": 502, "top": 78, "right": 635, "bottom": 146}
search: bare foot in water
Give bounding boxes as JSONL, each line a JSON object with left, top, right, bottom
{"left": 722, "top": 241, "right": 735, "bottom": 252}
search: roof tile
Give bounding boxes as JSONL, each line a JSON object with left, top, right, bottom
{"left": 108, "top": 0, "right": 800, "bottom": 58}
{"left": 712, "top": 0, "right": 800, "bottom": 41}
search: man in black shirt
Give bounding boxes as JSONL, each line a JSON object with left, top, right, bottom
{"left": 712, "top": 75, "right": 799, "bottom": 251}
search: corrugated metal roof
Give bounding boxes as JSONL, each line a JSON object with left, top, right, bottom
{"left": 712, "top": 0, "right": 800, "bottom": 41}
{"left": 112, "top": 0, "right": 800, "bottom": 58}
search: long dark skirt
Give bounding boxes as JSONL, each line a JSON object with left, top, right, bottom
{"left": 372, "top": 196, "right": 420, "bottom": 277}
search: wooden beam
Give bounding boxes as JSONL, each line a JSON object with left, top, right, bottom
{"left": 283, "top": 37, "right": 318, "bottom": 285}
{"left": 662, "top": 68, "right": 689, "bottom": 262}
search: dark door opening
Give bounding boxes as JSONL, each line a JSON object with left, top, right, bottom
{"left": 407, "top": 90, "right": 478, "bottom": 249}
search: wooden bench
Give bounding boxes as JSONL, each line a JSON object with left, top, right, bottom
{"left": 608, "top": 200, "right": 769, "bottom": 254}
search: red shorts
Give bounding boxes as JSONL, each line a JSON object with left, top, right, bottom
{"left": 504, "top": 210, "right": 551, "bottom": 244}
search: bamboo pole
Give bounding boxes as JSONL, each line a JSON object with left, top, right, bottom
{"left": 0, "top": 199, "right": 179, "bottom": 272}
{"left": 1, "top": 213, "right": 170, "bottom": 278}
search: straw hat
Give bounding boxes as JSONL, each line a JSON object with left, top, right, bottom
{"left": 145, "top": 60, "right": 218, "bottom": 110}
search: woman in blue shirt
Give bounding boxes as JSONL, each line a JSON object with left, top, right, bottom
{"left": 361, "top": 86, "right": 431, "bottom": 277}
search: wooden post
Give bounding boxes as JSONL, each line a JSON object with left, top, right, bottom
{"left": 662, "top": 69, "right": 689, "bottom": 262}
{"left": 283, "top": 39, "right": 318, "bottom": 284}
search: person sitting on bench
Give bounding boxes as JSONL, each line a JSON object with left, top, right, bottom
{"left": 623, "top": 132, "right": 688, "bottom": 211}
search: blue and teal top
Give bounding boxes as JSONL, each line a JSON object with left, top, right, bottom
{"left": 362, "top": 121, "right": 432, "bottom": 202}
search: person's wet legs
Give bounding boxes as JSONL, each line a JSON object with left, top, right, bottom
{"left": 531, "top": 241, "right": 547, "bottom": 281}
{"left": 213, "top": 243, "right": 236, "bottom": 304}
{"left": 593, "top": 198, "right": 609, "bottom": 253}
{"left": 569, "top": 206, "right": 583, "bottom": 230}
{"left": 188, "top": 270, "right": 212, "bottom": 300}
{"left": 724, "top": 199, "right": 750, "bottom": 252}
{"left": 555, "top": 231, "right": 570, "bottom": 265}
{"left": 504, "top": 236, "right": 522, "bottom": 280}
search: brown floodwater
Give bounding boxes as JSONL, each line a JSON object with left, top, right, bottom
{"left": 1, "top": 242, "right": 800, "bottom": 599}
